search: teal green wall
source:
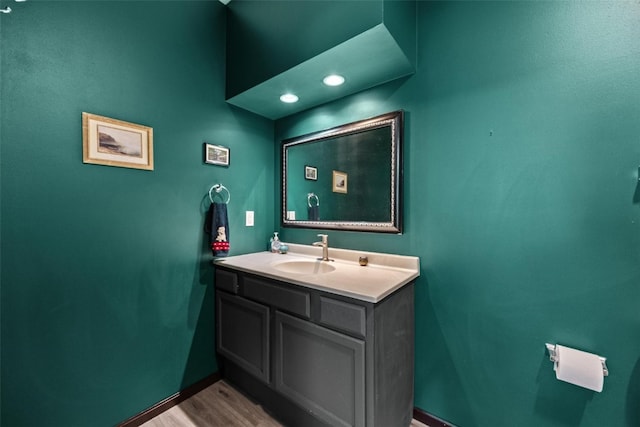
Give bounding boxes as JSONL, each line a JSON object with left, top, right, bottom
{"left": 0, "top": 1, "right": 274, "bottom": 426}
{"left": 226, "top": 0, "right": 382, "bottom": 98}
{"left": 277, "top": 2, "right": 640, "bottom": 426}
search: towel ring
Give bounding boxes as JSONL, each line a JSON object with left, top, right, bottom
{"left": 209, "top": 184, "right": 230, "bottom": 204}
{"left": 307, "top": 192, "right": 319, "bottom": 207}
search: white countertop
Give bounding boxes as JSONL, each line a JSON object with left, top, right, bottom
{"left": 213, "top": 244, "right": 420, "bottom": 303}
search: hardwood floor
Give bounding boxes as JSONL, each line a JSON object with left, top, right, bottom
{"left": 141, "top": 380, "right": 429, "bottom": 427}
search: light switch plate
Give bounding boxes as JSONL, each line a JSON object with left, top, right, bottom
{"left": 245, "top": 211, "right": 254, "bottom": 226}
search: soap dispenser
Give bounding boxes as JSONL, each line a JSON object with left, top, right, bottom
{"left": 270, "top": 232, "right": 281, "bottom": 253}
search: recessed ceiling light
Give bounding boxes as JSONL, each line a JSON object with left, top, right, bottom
{"left": 323, "top": 74, "right": 345, "bottom": 86}
{"left": 280, "top": 93, "right": 299, "bottom": 103}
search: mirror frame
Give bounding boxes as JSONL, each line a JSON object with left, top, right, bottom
{"left": 281, "top": 110, "right": 403, "bottom": 233}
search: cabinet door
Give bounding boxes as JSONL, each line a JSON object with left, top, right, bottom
{"left": 217, "top": 292, "right": 270, "bottom": 383}
{"left": 274, "top": 311, "right": 365, "bottom": 427}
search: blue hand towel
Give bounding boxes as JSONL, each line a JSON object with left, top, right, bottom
{"left": 206, "top": 202, "right": 229, "bottom": 257}
{"left": 308, "top": 204, "right": 319, "bottom": 221}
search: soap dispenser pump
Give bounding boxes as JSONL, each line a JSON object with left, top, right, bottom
{"left": 270, "top": 232, "right": 281, "bottom": 253}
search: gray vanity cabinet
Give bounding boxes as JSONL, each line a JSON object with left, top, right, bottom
{"left": 216, "top": 291, "right": 270, "bottom": 383}
{"left": 215, "top": 267, "right": 414, "bottom": 427}
{"left": 275, "top": 311, "right": 365, "bottom": 427}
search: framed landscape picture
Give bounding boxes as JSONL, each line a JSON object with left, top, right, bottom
{"left": 82, "top": 112, "right": 153, "bottom": 171}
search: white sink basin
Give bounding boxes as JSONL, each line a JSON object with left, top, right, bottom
{"left": 272, "top": 260, "right": 336, "bottom": 275}
{"left": 214, "top": 244, "right": 420, "bottom": 302}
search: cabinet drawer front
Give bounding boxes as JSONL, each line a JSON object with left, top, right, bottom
{"left": 215, "top": 269, "right": 239, "bottom": 294}
{"left": 243, "top": 276, "right": 310, "bottom": 318}
{"left": 319, "top": 297, "right": 366, "bottom": 338}
{"left": 274, "top": 311, "right": 365, "bottom": 427}
{"left": 217, "top": 292, "right": 270, "bottom": 383}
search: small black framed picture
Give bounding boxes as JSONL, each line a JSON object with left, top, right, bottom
{"left": 305, "top": 165, "right": 317, "bottom": 180}
{"left": 204, "top": 143, "right": 230, "bottom": 166}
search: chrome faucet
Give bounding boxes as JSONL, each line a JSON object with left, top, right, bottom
{"left": 313, "top": 234, "right": 332, "bottom": 261}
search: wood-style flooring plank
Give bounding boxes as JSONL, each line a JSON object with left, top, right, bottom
{"left": 141, "top": 381, "right": 281, "bottom": 427}
{"left": 142, "top": 380, "right": 429, "bottom": 427}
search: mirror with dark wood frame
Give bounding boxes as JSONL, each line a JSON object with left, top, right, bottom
{"left": 282, "top": 110, "right": 403, "bottom": 233}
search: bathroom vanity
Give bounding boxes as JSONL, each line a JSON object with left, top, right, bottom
{"left": 213, "top": 244, "right": 419, "bottom": 427}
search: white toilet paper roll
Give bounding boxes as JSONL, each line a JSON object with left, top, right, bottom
{"left": 555, "top": 344, "right": 604, "bottom": 392}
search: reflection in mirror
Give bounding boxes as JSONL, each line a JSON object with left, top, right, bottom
{"left": 282, "top": 110, "right": 403, "bottom": 233}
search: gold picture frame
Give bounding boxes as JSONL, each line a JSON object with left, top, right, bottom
{"left": 82, "top": 112, "right": 154, "bottom": 171}
{"left": 332, "top": 170, "right": 348, "bottom": 193}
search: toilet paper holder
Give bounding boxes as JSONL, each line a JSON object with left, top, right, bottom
{"left": 545, "top": 343, "right": 609, "bottom": 377}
